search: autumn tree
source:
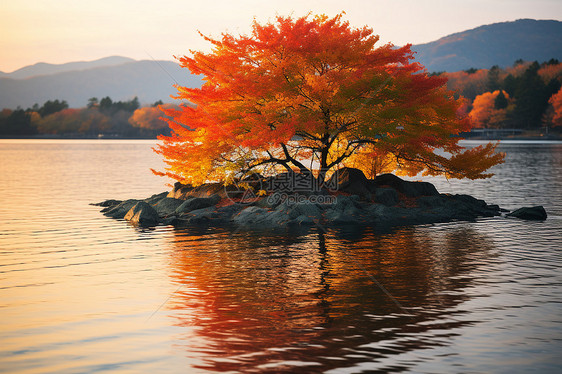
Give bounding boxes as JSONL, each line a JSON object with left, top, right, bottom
{"left": 444, "top": 69, "right": 488, "bottom": 101}
{"left": 547, "top": 88, "right": 562, "bottom": 127}
{"left": 155, "top": 14, "right": 503, "bottom": 187}
{"left": 129, "top": 104, "right": 178, "bottom": 131}
{"left": 469, "top": 90, "right": 511, "bottom": 128}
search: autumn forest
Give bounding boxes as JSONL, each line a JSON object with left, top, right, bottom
{"left": 1, "top": 59, "right": 561, "bottom": 139}
{"left": 0, "top": 96, "right": 176, "bottom": 138}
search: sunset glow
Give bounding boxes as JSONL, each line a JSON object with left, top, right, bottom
{"left": 1, "top": 0, "right": 561, "bottom": 72}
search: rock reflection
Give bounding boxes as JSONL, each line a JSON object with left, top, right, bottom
{"left": 163, "top": 223, "right": 497, "bottom": 373}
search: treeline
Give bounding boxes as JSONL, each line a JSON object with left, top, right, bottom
{"left": 2, "top": 59, "right": 561, "bottom": 137}
{"left": 0, "top": 96, "right": 175, "bottom": 138}
{"left": 439, "top": 59, "right": 562, "bottom": 130}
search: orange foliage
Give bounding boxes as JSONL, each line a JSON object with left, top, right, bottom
{"left": 469, "top": 90, "right": 510, "bottom": 128}
{"left": 539, "top": 63, "right": 562, "bottom": 84}
{"left": 129, "top": 104, "right": 178, "bottom": 130}
{"left": 504, "top": 62, "right": 532, "bottom": 78}
{"left": 154, "top": 14, "right": 504, "bottom": 185}
{"left": 444, "top": 69, "right": 488, "bottom": 100}
{"left": 549, "top": 88, "right": 562, "bottom": 127}
{"left": 37, "top": 108, "right": 111, "bottom": 134}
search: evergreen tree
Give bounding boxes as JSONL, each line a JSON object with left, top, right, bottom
{"left": 38, "top": 99, "right": 68, "bottom": 117}
{"left": 494, "top": 90, "right": 508, "bottom": 110}
{"left": 487, "top": 65, "right": 501, "bottom": 92}
{"left": 510, "top": 62, "right": 549, "bottom": 128}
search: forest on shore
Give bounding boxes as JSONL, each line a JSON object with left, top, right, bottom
{"left": 1, "top": 59, "right": 561, "bottom": 138}
{"left": 0, "top": 96, "right": 176, "bottom": 138}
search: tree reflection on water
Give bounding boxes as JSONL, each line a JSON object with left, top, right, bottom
{"left": 162, "top": 223, "right": 497, "bottom": 372}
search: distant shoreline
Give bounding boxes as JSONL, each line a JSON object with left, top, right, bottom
{"left": 0, "top": 134, "right": 158, "bottom": 140}
{"left": 459, "top": 128, "right": 562, "bottom": 141}
{"left": 3, "top": 136, "right": 561, "bottom": 142}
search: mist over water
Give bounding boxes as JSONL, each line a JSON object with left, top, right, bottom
{"left": 0, "top": 140, "right": 561, "bottom": 373}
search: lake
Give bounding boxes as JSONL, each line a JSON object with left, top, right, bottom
{"left": 0, "top": 139, "right": 561, "bottom": 373}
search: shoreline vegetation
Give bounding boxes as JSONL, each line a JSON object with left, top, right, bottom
{"left": 3, "top": 127, "right": 561, "bottom": 141}
{"left": 93, "top": 168, "right": 547, "bottom": 231}
{"left": 1, "top": 59, "right": 561, "bottom": 139}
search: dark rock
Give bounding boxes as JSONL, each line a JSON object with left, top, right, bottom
{"left": 124, "top": 202, "right": 160, "bottom": 226}
{"left": 161, "top": 216, "right": 179, "bottom": 225}
{"left": 364, "top": 204, "right": 417, "bottom": 225}
{"left": 92, "top": 199, "right": 122, "bottom": 207}
{"left": 374, "top": 187, "right": 399, "bottom": 206}
{"left": 98, "top": 173, "right": 510, "bottom": 230}
{"left": 507, "top": 206, "right": 547, "bottom": 220}
{"left": 167, "top": 182, "right": 193, "bottom": 199}
{"left": 180, "top": 207, "right": 216, "bottom": 225}
{"left": 285, "top": 201, "right": 323, "bottom": 222}
{"left": 215, "top": 203, "right": 245, "bottom": 218}
{"left": 256, "top": 191, "right": 285, "bottom": 209}
{"left": 233, "top": 206, "right": 273, "bottom": 226}
{"left": 153, "top": 197, "right": 184, "bottom": 216}
{"left": 175, "top": 194, "right": 221, "bottom": 214}
{"left": 323, "top": 195, "right": 363, "bottom": 224}
{"left": 417, "top": 195, "right": 449, "bottom": 209}
{"left": 374, "top": 173, "right": 439, "bottom": 197}
{"left": 144, "top": 191, "right": 168, "bottom": 205}
{"left": 451, "top": 194, "right": 487, "bottom": 208}
{"left": 232, "top": 204, "right": 300, "bottom": 227}
{"left": 190, "top": 183, "right": 229, "bottom": 198}
{"left": 102, "top": 199, "right": 140, "bottom": 218}
{"left": 265, "top": 170, "right": 317, "bottom": 194}
{"left": 171, "top": 182, "right": 233, "bottom": 199}
{"left": 327, "top": 167, "right": 372, "bottom": 199}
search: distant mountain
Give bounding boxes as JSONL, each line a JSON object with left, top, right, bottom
{"left": 411, "top": 19, "right": 562, "bottom": 72}
{"left": 2, "top": 19, "right": 562, "bottom": 109}
{"left": 0, "top": 59, "right": 202, "bottom": 108}
{"left": 0, "top": 56, "right": 135, "bottom": 79}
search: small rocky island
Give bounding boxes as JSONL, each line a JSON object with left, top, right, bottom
{"left": 94, "top": 168, "right": 547, "bottom": 229}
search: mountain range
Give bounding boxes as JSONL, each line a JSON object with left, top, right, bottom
{"left": 1, "top": 19, "right": 561, "bottom": 109}
{"left": 0, "top": 57, "right": 202, "bottom": 109}
{"left": 411, "top": 19, "right": 562, "bottom": 72}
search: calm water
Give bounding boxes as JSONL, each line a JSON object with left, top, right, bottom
{"left": 0, "top": 139, "right": 561, "bottom": 373}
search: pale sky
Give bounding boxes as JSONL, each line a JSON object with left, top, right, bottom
{"left": 0, "top": 0, "right": 561, "bottom": 73}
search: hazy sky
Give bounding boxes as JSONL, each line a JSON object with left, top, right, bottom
{"left": 1, "top": 0, "right": 561, "bottom": 72}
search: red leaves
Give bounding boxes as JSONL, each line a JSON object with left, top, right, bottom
{"left": 154, "top": 13, "right": 504, "bottom": 186}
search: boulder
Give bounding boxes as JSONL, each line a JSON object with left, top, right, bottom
{"left": 323, "top": 195, "right": 363, "bottom": 224}
{"left": 102, "top": 199, "right": 140, "bottom": 219}
{"left": 144, "top": 191, "right": 168, "bottom": 205}
{"left": 327, "top": 167, "right": 372, "bottom": 199}
{"left": 177, "top": 182, "right": 236, "bottom": 199}
{"left": 175, "top": 194, "right": 221, "bottom": 214}
{"left": 374, "top": 173, "right": 439, "bottom": 197}
{"left": 97, "top": 173, "right": 512, "bottom": 230}
{"left": 232, "top": 205, "right": 294, "bottom": 228}
{"left": 124, "top": 202, "right": 160, "bottom": 226}
{"left": 153, "top": 197, "right": 184, "bottom": 216}
{"left": 256, "top": 191, "right": 285, "bottom": 209}
{"left": 285, "top": 201, "right": 323, "bottom": 221}
{"left": 451, "top": 194, "right": 487, "bottom": 208}
{"left": 507, "top": 206, "right": 547, "bottom": 220}
{"left": 265, "top": 170, "right": 317, "bottom": 194}
{"left": 233, "top": 206, "right": 270, "bottom": 226}
{"left": 417, "top": 195, "right": 449, "bottom": 209}
{"left": 92, "top": 199, "right": 122, "bottom": 207}
{"left": 180, "top": 207, "right": 216, "bottom": 225}
{"left": 374, "top": 187, "right": 399, "bottom": 206}
{"left": 364, "top": 204, "right": 413, "bottom": 225}
{"left": 167, "top": 182, "right": 194, "bottom": 199}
